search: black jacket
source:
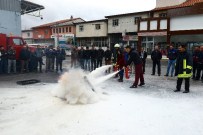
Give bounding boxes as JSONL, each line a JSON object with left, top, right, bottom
{"left": 7, "top": 49, "right": 16, "bottom": 60}
{"left": 56, "top": 49, "right": 66, "bottom": 60}
{"left": 20, "top": 49, "right": 30, "bottom": 60}
{"left": 90, "top": 49, "right": 98, "bottom": 59}
{"left": 175, "top": 51, "right": 192, "bottom": 75}
{"left": 0, "top": 50, "right": 8, "bottom": 59}
{"left": 139, "top": 51, "right": 147, "bottom": 61}
{"left": 78, "top": 49, "right": 84, "bottom": 59}
{"left": 83, "top": 49, "right": 91, "bottom": 59}
{"left": 127, "top": 49, "right": 142, "bottom": 66}
{"left": 104, "top": 50, "right": 112, "bottom": 61}
{"left": 151, "top": 50, "right": 162, "bottom": 61}
{"left": 97, "top": 49, "right": 104, "bottom": 60}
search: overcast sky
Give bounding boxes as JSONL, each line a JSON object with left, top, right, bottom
{"left": 21, "top": 0, "right": 156, "bottom": 30}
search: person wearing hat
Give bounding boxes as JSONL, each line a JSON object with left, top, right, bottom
{"left": 174, "top": 44, "right": 192, "bottom": 93}
{"left": 125, "top": 46, "right": 145, "bottom": 88}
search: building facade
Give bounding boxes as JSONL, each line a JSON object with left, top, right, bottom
{"left": 32, "top": 17, "right": 85, "bottom": 47}
{"left": 105, "top": 12, "right": 149, "bottom": 49}
{"left": 138, "top": 0, "right": 203, "bottom": 54}
{"left": 76, "top": 19, "right": 108, "bottom": 48}
{"left": 156, "top": 0, "right": 187, "bottom": 8}
{"left": 22, "top": 29, "right": 34, "bottom": 44}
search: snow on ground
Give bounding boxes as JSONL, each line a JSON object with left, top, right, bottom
{"left": 0, "top": 72, "right": 203, "bottom": 135}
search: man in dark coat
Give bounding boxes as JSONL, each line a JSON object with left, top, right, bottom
{"left": 7, "top": 46, "right": 16, "bottom": 74}
{"left": 104, "top": 46, "right": 112, "bottom": 73}
{"left": 83, "top": 46, "right": 91, "bottom": 71}
{"left": 192, "top": 46, "right": 200, "bottom": 79}
{"left": 151, "top": 45, "right": 162, "bottom": 76}
{"left": 55, "top": 46, "right": 66, "bottom": 72}
{"left": 196, "top": 46, "right": 203, "bottom": 81}
{"left": 90, "top": 46, "right": 98, "bottom": 71}
{"left": 20, "top": 45, "right": 30, "bottom": 73}
{"left": 71, "top": 46, "right": 78, "bottom": 68}
{"left": 139, "top": 48, "right": 147, "bottom": 74}
{"left": 97, "top": 46, "right": 104, "bottom": 68}
{"left": 116, "top": 49, "right": 125, "bottom": 82}
{"left": 165, "top": 45, "right": 177, "bottom": 77}
{"left": 125, "top": 46, "right": 144, "bottom": 88}
{"left": 0, "top": 46, "right": 8, "bottom": 74}
{"left": 78, "top": 46, "right": 85, "bottom": 69}
{"left": 174, "top": 44, "right": 192, "bottom": 93}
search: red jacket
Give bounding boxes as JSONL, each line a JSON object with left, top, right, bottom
{"left": 117, "top": 53, "right": 125, "bottom": 69}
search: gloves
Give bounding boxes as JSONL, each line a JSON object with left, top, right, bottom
{"left": 186, "top": 68, "right": 192, "bottom": 74}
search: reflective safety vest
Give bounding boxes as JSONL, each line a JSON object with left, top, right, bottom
{"left": 178, "top": 59, "right": 192, "bottom": 78}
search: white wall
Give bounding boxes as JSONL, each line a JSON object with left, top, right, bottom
{"left": 22, "top": 31, "right": 33, "bottom": 39}
{"left": 108, "top": 13, "right": 149, "bottom": 33}
{"left": 76, "top": 21, "right": 107, "bottom": 37}
{"left": 156, "top": 0, "right": 186, "bottom": 8}
{"left": 170, "top": 14, "right": 203, "bottom": 31}
{"left": 0, "top": 10, "right": 21, "bottom": 36}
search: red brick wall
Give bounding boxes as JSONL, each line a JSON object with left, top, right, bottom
{"left": 33, "top": 27, "right": 52, "bottom": 39}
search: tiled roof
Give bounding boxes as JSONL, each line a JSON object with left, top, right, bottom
{"left": 32, "top": 18, "right": 85, "bottom": 28}
{"left": 152, "top": 0, "right": 203, "bottom": 11}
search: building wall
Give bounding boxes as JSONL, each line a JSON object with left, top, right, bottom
{"left": 156, "top": 0, "right": 186, "bottom": 8}
{"left": 76, "top": 21, "right": 108, "bottom": 37}
{"left": 52, "top": 26, "right": 76, "bottom": 35}
{"left": 0, "top": 9, "right": 21, "bottom": 36}
{"left": 170, "top": 14, "right": 203, "bottom": 31}
{"left": 22, "top": 30, "right": 33, "bottom": 39}
{"left": 33, "top": 27, "right": 52, "bottom": 39}
{"left": 107, "top": 14, "right": 149, "bottom": 34}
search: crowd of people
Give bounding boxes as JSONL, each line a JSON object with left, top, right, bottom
{"left": 1, "top": 43, "right": 203, "bottom": 93}
{"left": 0, "top": 45, "right": 66, "bottom": 74}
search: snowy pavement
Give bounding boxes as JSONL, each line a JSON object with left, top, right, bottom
{"left": 0, "top": 71, "right": 203, "bottom": 135}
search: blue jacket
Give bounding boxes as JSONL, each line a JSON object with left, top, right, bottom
{"left": 167, "top": 49, "right": 177, "bottom": 60}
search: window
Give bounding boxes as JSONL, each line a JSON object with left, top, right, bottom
{"left": 53, "top": 29, "right": 56, "bottom": 34}
{"left": 79, "top": 25, "right": 84, "bottom": 32}
{"left": 44, "top": 30, "right": 48, "bottom": 35}
{"left": 56, "top": 28, "right": 58, "bottom": 33}
{"left": 95, "top": 24, "right": 101, "bottom": 30}
{"left": 134, "top": 17, "right": 141, "bottom": 25}
{"left": 27, "top": 32, "right": 30, "bottom": 37}
{"left": 159, "top": 13, "right": 167, "bottom": 17}
{"left": 13, "top": 39, "right": 23, "bottom": 45}
{"left": 69, "top": 27, "right": 72, "bottom": 32}
{"left": 59, "top": 28, "right": 61, "bottom": 33}
{"left": 112, "top": 19, "right": 119, "bottom": 26}
{"left": 66, "top": 27, "right": 68, "bottom": 32}
{"left": 62, "top": 28, "right": 65, "bottom": 33}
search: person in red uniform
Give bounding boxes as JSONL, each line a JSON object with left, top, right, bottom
{"left": 116, "top": 49, "right": 125, "bottom": 82}
{"left": 125, "top": 46, "right": 144, "bottom": 88}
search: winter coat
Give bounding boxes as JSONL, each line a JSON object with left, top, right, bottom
{"left": 197, "top": 51, "right": 203, "bottom": 64}
{"left": 71, "top": 49, "right": 78, "bottom": 60}
{"left": 117, "top": 51, "right": 125, "bottom": 69}
{"left": 0, "top": 50, "right": 8, "bottom": 60}
{"left": 104, "top": 50, "right": 112, "bottom": 61}
{"left": 35, "top": 48, "right": 43, "bottom": 58}
{"left": 167, "top": 49, "right": 177, "bottom": 60}
{"left": 151, "top": 50, "right": 162, "bottom": 61}
{"left": 7, "top": 49, "right": 16, "bottom": 60}
{"left": 90, "top": 49, "right": 98, "bottom": 59}
{"left": 83, "top": 49, "right": 91, "bottom": 59}
{"left": 45, "top": 49, "right": 56, "bottom": 58}
{"left": 20, "top": 49, "right": 30, "bottom": 60}
{"left": 56, "top": 49, "right": 66, "bottom": 60}
{"left": 78, "top": 49, "right": 84, "bottom": 59}
{"left": 97, "top": 49, "right": 104, "bottom": 60}
{"left": 193, "top": 50, "right": 200, "bottom": 63}
{"left": 175, "top": 51, "right": 192, "bottom": 78}
{"left": 139, "top": 51, "right": 147, "bottom": 61}
{"left": 127, "top": 49, "right": 142, "bottom": 66}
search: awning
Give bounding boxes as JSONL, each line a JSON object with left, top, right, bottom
{"left": 21, "top": 0, "right": 44, "bottom": 15}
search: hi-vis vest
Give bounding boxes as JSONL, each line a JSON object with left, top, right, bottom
{"left": 178, "top": 59, "right": 192, "bottom": 78}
